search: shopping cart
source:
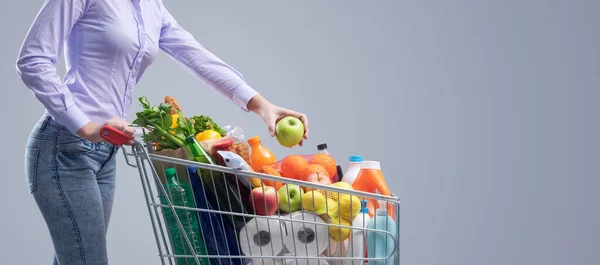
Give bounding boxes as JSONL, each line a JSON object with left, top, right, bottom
{"left": 100, "top": 126, "right": 400, "bottom": 265}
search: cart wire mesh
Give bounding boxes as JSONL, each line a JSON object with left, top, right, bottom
{"left": 117, "top": 136, "right": 400, "bottom": 265}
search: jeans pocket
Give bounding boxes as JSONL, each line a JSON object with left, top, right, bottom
{"left": 25, "top": 148, "right": 40, "bottom": 193}
{"left": 57, "top": 130, "right": 95, "bottom": 155}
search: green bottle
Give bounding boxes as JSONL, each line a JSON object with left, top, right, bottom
{"left": 186, "top": 135, "right": 214, "bottom": 164}
{"left": 160, "top": 167, "right": 208, "bottom": 265}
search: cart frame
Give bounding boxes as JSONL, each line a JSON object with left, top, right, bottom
{"left": 110, "top": 128, "right": 400, "bottom": 265}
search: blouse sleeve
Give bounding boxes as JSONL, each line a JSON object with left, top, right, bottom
{"left": 158, "top": 2, "right": 258, "bottom": 112}
{"left": 16, "top": 0, "right": 94, "bottom": 133}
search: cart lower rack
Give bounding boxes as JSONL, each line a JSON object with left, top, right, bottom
{"left": 106, "top": 128, "right": 400, "bottom": 265}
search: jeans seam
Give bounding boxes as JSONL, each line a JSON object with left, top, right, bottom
{"left": 53, "top": 131, "right": 87, "bottom": 265}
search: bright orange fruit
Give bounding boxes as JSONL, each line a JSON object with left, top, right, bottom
{"left": 309, "top": 154, "right": 337, "bottom": 181}
{"left": 257, "top": 166, "right": 284, "bottom": 190}
{"left": 280, "top": 155, "right": 308, "bottom": 180}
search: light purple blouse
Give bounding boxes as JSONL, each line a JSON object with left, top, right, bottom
{"left": 16, "top": 0, "right": 258, "bottom": 133}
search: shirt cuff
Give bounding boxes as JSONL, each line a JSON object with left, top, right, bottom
{"left": 232, "top": 83, "right": 259, "bottom": 112}
{"left": 52, "top": 104, "right": 91, "bottom": 134}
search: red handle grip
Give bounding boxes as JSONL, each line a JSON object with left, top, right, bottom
{"left": 100, "top": 125, "right": 134, "bottom": 146}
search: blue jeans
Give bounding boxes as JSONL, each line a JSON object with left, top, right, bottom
{"left": 25, "top": 113, "right": 118, "bottom": 265}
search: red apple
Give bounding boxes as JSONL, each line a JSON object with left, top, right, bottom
{"left": 249, "top": 186, "right": 278, "bottom": 215}
{"left": 303, "top": 172, "right": 332, "bottom": 192}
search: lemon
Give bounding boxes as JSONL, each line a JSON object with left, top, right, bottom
{"left": 302, "top": 190, "right": 327, "bottom": 215}
{"left": 326, "top": 198, "right": 339, "bottom": 217}
{"left": 323, "top": 182, "right": 355, "bottom": 201}
{"left": 328, "top": 215, "right": 351, "bottom": 242}
{"left": 338, "top": 194, "right": 361, "bottom": 220}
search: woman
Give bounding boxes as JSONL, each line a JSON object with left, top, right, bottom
{"left": 17, "top": 0, "right": 308, "bottom": 264}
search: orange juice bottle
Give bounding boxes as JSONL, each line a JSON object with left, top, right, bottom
{"left": 352, "top": 161, "right": 395, "bottom": 220}
{"left": 247, "top": 136, "right": 277, "bottom": 171}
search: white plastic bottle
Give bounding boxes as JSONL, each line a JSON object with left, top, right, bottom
{"left": 341, "top": 156, "right": 363, "bottom": 185}
{"left": 343, "top": 200, "right": 370, "bottom": 265}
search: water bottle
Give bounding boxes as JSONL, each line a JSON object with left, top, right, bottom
{"left": 160, "top": 167, "right": 208, "bottom": 265}
{"left": 366, "top": 201, "right": 397, "bottom": 265}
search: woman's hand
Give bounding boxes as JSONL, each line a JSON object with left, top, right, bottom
{"left": 248, "top": 95, "right": 309, "bottom": 146}
{"left": 76, "top": 117, "right": 136, "bottom": 145}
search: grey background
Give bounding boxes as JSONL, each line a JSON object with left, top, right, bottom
{"left": 1, "top": 0, "right": 599, "bottom": 264}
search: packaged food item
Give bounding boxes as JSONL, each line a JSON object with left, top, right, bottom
{"left": 342, "top": 155, "right": 363, "bottom": 186}
{"left": 225, "top": 126, "right": 252, "bottom": 166}
{"left": 248, "top": 136, "right": 277, "bottom": 171}
{"left": 352, "top": 161, "right": 394, "bottom": 219}
{"left": 211, "top": 138, "right": 234, "bottom": 166}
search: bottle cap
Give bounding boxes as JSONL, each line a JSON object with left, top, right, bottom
{"left": 247, "top": 136, "right": 261, "bottom": 145}
{"left": 376, "top": 208, "right": 388, "bottom": 215}
{"left": 164, "top": 168, "right": 176, "bottom": 178}
{"left": 336, "top": 165, "right": 344, "bottom": 181}
{"left": 361, "top": 161, "right": 380, "bottom": 169}
{"left": 317, "top": 143, "right": 328, "bottom": 151}
{"left": 376, "top": 200, "right": 388, "bottom": 215}
{"left": 185, "top": 135, "right": 196, "bottom": 143}
{"left": 349, "top": 155, "right": 363, "bottom": 162}
{"left": 360, "top": 200, "right": 369, "bottom": 214}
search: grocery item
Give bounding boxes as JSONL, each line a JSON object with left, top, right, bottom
{"left": 196, "top": 122, "right": 223, "bottom": 142}
{"left": 226, "top": 126, "right": 252, "bottom": 166}
{"left": 249, "top": 186, "right": 279, "bottom": 216}
{"left": 367, "top": 206, "right": 397, "bottom": 265}
{"left": 352, "top": 161, "right": 394, "bottom": 219}
{"left": 317, "top": 143, "right": 329, "bottom": 154}
{"left": 341, "top": 156, "right": 363, "bottom": 186}
{"left": 321, "top": 182, "right": 354, "bottom": 202}
{"left": 336, "top": 165, "right": 344, "bottom": 182}
{"left": 338, "top": 194, "right": 361, "bottom": 221}
{"left": 247, "top": 136, "right": 277, "bottom": 171}
{"left": 275, "top": 116, "right": 305, "bottom": 147}
{"left": 303, "top": 172, "right": 332, "bottom": 192}
{"left": 187, "top": 166, "right": 244, "bottom": 265}
{"left": 164, "top": 95, "right": 183, "bottom": 115}
{"left": 301, "top": 164, "right": 329, "bottom": 182}
{"left": 328, "top": 215, "right": 351, "bottom": 242}
{"left": 344, "top": 200, "right": 370, "bottom": 265}
{"left": 257, "top": 165, "right": 284, "bottom": 189}
{"left": 133, "top": 97, "right": 195, "bottom": 150}
{"left": 191, "top": 141, "right": 252, "bottom": 231}
{"left": 277, "top": 184, "right": 304, "bottom": 213}
{"left": 281, "top": 211, "right": 330, "bottom": 257}
{"left": 159, "top": 168, "right": 208, "bottom": 265}
{"left": 186, "top": 135, "right": 214, "bottom": 164}
{"left": 191, "top": 115, "right": 227, "bottom": 136}
{"left": 309, "top": 154, "right": 338, "bottom": 182}
{"left": 280, "top": 155, "right": 308, "bottom": 180}
{"left": 211, "top": 138, "right": 234, "bottom": 166}
{"left": 302, "top": 190, "right": 327, "bottom": 215}
{"left": 216, "top": 150, "right": 254, "bottom": 190}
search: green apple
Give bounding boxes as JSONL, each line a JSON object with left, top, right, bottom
{"left": 275, "top": 116, "right": 305, "bottom": 147}
{"left": 277, "top": 183, "right": 304, "bottom": 212}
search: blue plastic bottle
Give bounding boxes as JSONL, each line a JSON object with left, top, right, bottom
{"left": 366, "top": 202, "right": 397, "bottom": 265}
{"left": 187, "top": 166, "right": 244, "bottom": 265}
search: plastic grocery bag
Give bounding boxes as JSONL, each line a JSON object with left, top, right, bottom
{"left": 187, "top": 166, "right": 246, "bottom": 265}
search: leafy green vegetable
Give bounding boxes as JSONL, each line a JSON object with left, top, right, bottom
{"left": 132, "top": 97, "right": 196, "bottom": 150}
{"left": 191, "top": 115, "right": 226, "bottom": 136}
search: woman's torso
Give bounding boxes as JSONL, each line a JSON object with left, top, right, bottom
{"left": 65, "top": 0, "right": 163, "bottom": 123}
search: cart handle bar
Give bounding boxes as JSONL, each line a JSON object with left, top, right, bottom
{"left": 100, "top": 125, "right": 134, "bottom": 146}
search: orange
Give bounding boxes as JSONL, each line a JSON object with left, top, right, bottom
{"left": 309, "top": 154, "right": 337, "bottom": 181}
{"left": 280, "top": 155, "right": 308, "bottom": 180}
{"left": 300, "top": 164, "right": 329, "bottom": 181}
{"left": 257, "top": 166, "right": 284, "bottom": 190}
